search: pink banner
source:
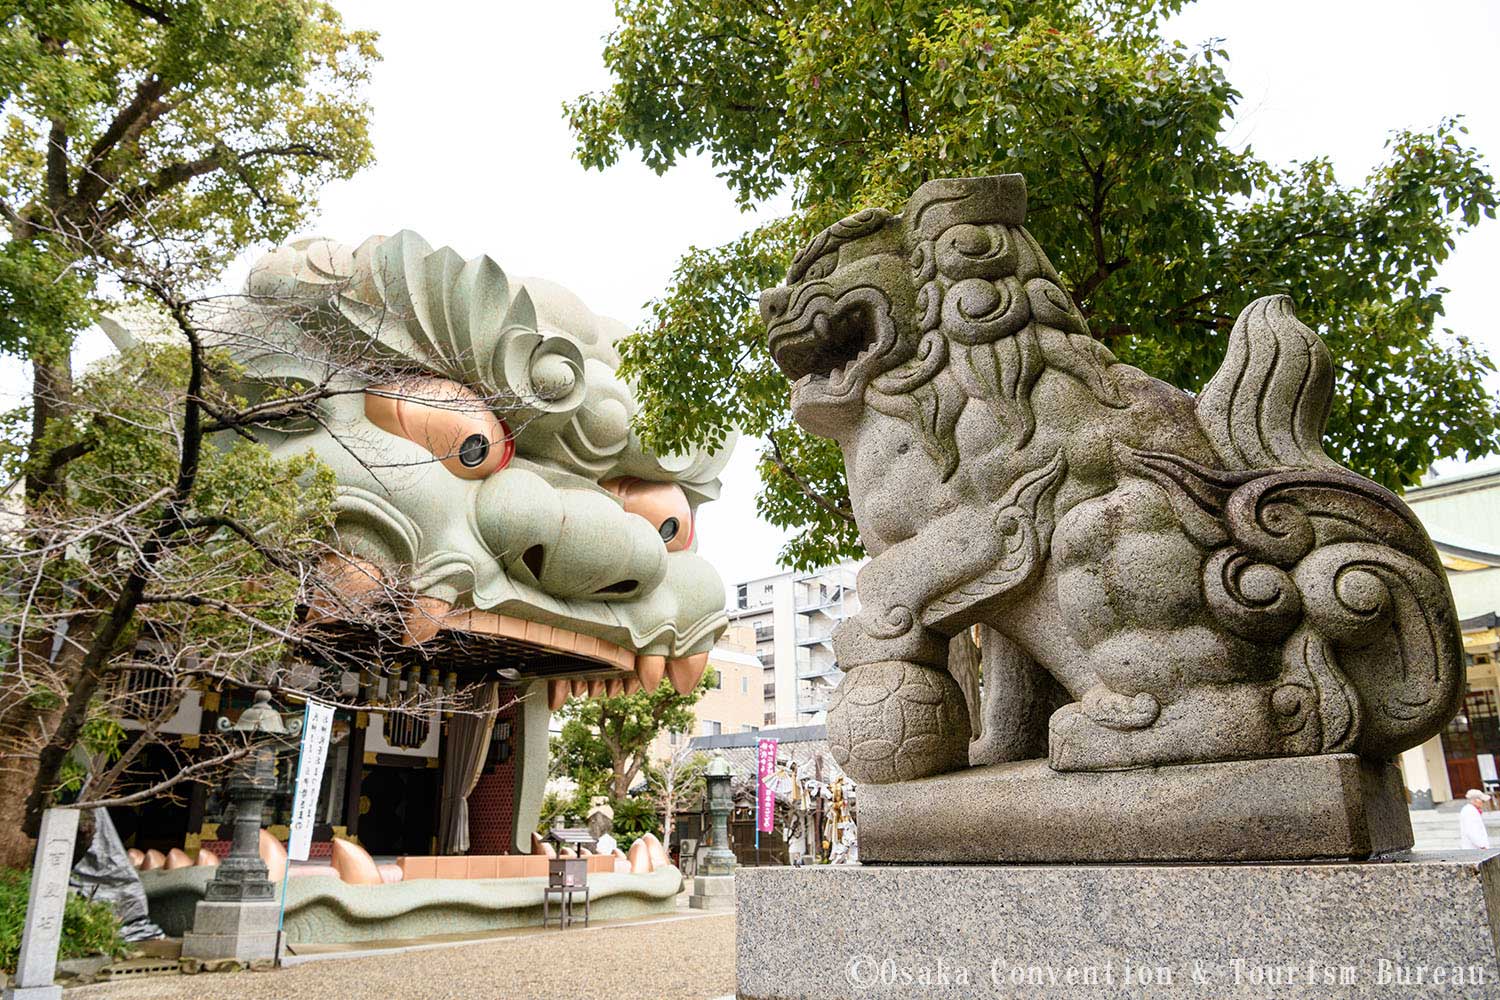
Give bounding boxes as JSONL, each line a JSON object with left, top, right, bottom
{"left": 756, "top": 738, "right": 779, "bottom": 834}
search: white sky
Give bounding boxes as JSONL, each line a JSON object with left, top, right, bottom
{"left": 4, "top": 0, "right": 1499, "bottom": 595}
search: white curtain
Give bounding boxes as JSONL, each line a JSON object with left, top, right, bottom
{"left": 438, "top": 681, "right": 498, "bottom": 854}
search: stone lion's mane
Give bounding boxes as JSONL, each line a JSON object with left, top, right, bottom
{"left": 859, "top": 212, "right": 1126, "bottom": 480}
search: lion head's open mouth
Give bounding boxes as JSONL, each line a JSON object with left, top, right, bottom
{"left": 768, "top": 288, "right": 896, "bottom": 406}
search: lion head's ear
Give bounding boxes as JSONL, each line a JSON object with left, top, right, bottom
{"left": 903, "top": 175, "right": 1028, "bottom": 240}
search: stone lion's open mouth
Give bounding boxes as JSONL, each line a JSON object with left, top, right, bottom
{"left": 770, "top": 300, "right": 880, "bottom": 384}
{"left": 304, "top": 556, "right": 712, "bottom": 709}
{"left": 768, "top": 290, "right": 894, "bottom": 405}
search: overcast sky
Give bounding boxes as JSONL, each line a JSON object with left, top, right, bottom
{"left": 6, "top": 0, "right": 1499, "bottom": 595}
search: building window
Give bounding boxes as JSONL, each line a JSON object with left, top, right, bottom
{"left": 669, "top": 729, "right": 680, "bottom": 746}
{"left": 743, "top": 724, "right": 759, "bottom": 733}
{"left": 702, "top": 719, "right": 721, "bottom": 736}
{"left": 741, "top": 676, "right": 749, "bottom": 694}
{"left": 736, "top": 584, "right": 748, "bottom": 609}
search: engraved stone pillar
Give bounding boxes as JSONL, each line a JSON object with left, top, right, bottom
{"left": 3, "top": 807, "right": 80, "bottom": 1000}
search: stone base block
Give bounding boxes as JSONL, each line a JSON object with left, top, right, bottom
{"left": 3, "top": 987, "right": 62, "bottom": 1000}
{"left": 858, "top": 752, "right": 1411, "bottom": 863}
{"left": 737, "top": 852, "right": 1500, "bottom": 999}
{"left": 180, "top": 900, "right": 279, "bottom": 963}
{"left": 689, "top": 874, "right": 736, "bottom": 911}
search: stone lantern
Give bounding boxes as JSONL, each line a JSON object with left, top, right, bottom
{"left": 182, "top": 690, "right": 287, "bottom": 966}
{"left": 690, "top": 751, "right": 737, "bottom": 910}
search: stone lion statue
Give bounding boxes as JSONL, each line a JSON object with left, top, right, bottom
{"left": 762, "top": 174, "right": 1463, "bottom": 783}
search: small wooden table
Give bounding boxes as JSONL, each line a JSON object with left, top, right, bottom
{"left": 542, "top": 858, "right": 590, "bottom": 929}
{"left": 542, "top": 884, "right": 590, "bottom": 928}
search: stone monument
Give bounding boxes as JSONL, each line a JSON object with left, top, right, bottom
{"left": 738, "top": 174, "right": 1500, "bottom": 999}
{"left": 3, "top": 808, "right": 79, "bottom": 1000}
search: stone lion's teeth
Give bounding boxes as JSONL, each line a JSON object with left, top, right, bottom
{"left": 548, "top": 679, "right": 570, "bottom": 710}
{"left": 606, "top": 678, "right": 625, "bottom": 698}
{"left": 635, "top": 654, "right": 666, "bottom": 689}
{"left": 666, "top": 652, "right": 709, "bottom": 695}
{"left": 570, "top": 678, "right": 588, "bottom": 698}
{"left": 624, "top": 676, "right": 642, "bottom": 695}
{"left": 588, "top": 679, "right": 606, "bottom": 699}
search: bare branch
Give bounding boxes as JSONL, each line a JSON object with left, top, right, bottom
{"left": 113, "top": 0, "right": 174, "bottom": 26}
{"left": 79, "top": 745, "right": 256, "bottom": 811}
{"left": 765, "top": 432, "right": 854, "bottom": 523}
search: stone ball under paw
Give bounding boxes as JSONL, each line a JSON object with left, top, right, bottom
{"left": 827, "top": 660, "right": 971, "bottom": 784}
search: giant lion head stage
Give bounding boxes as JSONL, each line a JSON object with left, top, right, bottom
{"left": 218, "top": 231, "right": 731, "bottom": 710}
{"left": 763, "top": 174, "right": 1463, "bottom": 788}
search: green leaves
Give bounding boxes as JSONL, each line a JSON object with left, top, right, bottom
{"left": 550, "top": 668, "right": 718, "bottom": 799}
{"left": 0, "top": 0, "right": 379, "bottom": 357}
{"left": 574, "top": 0, "right": 1498, "bottom": 568}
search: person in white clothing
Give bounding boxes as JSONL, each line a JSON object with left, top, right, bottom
{"left": 1460, "top": 788, "right": 1492, "bottom": 849}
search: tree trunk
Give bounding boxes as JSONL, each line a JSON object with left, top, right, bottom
{"left": 3, "top": 331, "right": 75, "bottom": 863}
{"left": 0, "top": 690, "right": 57, "bottom": 868}
{"left": 0, "top": 759, "right": 42, "bottom": 868}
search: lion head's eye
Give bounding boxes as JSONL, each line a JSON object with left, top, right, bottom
{"left": 601, "top": 477, "right": 694, "bottom": 552}
{"left": 364, "top": 377, "right": 514, "bottom": 480}
{"left": 803, "top": 255, "right": 837, "bottom": 281}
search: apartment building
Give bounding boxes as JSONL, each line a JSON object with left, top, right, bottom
{"left": 726, "top": 562, "right": 863, "bottom": 726}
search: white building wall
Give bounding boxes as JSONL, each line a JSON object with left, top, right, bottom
{"left": 728, "top": 561, "right": 864, "bottom": 727}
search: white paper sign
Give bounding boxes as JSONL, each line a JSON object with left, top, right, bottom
{"left": 288, "top": 700, "right": 336, "bottom": 861}
{"left": 1480, "top": 753, "right": 1498, "bottom": 784}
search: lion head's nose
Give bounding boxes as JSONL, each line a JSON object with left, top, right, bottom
{"left": 760, "top": 286, "right": 791, "bottom": 325}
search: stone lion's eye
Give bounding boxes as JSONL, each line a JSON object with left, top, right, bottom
{"left": 658, "top": 517, "right": 680, "bottom": 543}
{"left": 805, "top": 256, "right": 836, "bottom": 280}
{"left": 458, "top": 434, "right": 490, "bottom": 468}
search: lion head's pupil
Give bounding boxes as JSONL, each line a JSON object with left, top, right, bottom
{"left": 458, "top": 434, "right": 490, "bottom": 467}
{"left": 659, "top": 517, "right": 679, "bottom": 543}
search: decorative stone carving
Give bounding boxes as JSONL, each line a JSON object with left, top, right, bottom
{"left": 205, "top": 232, "right": 732, "bottom": 698}
{"left": 763, "top": 174, "right": 1463, "bottom": 785}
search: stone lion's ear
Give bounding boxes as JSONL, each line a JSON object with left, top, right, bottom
{"left": 903, "top": 174, "right": 1028, "bottom": 240}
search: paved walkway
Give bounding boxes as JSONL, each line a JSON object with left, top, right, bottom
{"left": 70, "top": 912, "right": 736, "bottom": 1000}
{"left": 1409, "top": 802, "right": 1500, "bottom": 851}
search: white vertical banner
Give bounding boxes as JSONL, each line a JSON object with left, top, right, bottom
{"left": 287, "top": 700, "right": 335, "bottom": 862}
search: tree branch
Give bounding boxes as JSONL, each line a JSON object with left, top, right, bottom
{"left": 21, "top": 284, "right": 208, "bottom": 836}
{"left": 45, "top": 120, "right": 70, "bottom": 213}
{"left": 79, "top": 745, "right": 257, "bottom": 811}
{"left": 114, "top": 0, "right": 174, "bottom": 25}
{"left": 73, "top": 75, "right": 170, "bottom": 207}
{"left": 764, "top": 433, "right": 854, "bottom": 523}
{"left": 92, "top": 143, "right": 333, "bottom": 232}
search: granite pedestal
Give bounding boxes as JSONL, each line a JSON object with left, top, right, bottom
{"left": 737, "top": 852, "right": 1500, "bottom": 1000}
{"left": 179, "top": 900, "right": 279, "bottom": 964}
{"left": 858, "top": 753, "right": 1411, "bottom": 864}
{"left": 689, "top": 873, "right": 735, "bottom": 911}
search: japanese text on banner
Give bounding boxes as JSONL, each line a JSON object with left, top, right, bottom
{"left": 757, "top": 738, "right": 779, "bottom": 834}
{"left": 288, "top": 701, "right": 336, "bottom": 861}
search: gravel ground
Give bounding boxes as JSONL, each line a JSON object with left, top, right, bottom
{"left": 70, "top": 912, "right": 736, "bottom": 1000}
